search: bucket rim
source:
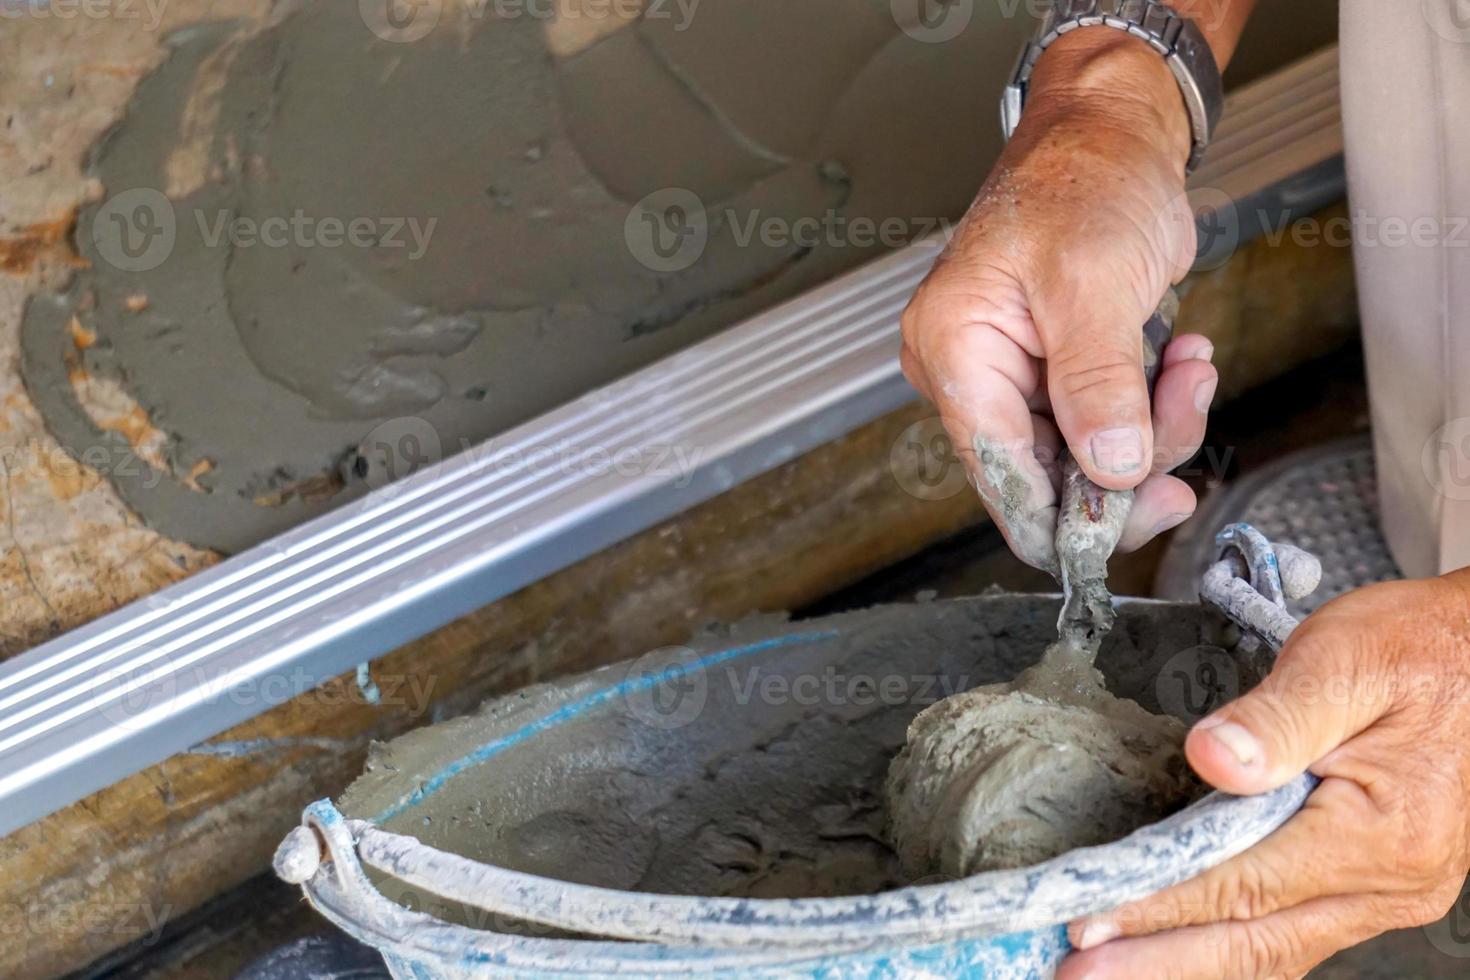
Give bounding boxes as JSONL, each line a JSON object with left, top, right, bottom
{"left": 364, "top": 593, "right": 1185, "bottom": 825}
{"left": 285, "top": 594, "right": 1316, "bottom": 958}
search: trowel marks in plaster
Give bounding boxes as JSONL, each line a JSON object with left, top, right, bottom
{"left": 20, "top": 1, "right": 1021, "bottom": 552}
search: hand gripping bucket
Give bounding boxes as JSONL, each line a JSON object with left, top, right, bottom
{"left": 277, "top": 591, "right": 1315, "bottom": 979}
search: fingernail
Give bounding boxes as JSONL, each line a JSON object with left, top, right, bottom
{"left": 1198, "top": 719, "right": 1261, "bottom": 768}
{"left": 1151, "top": 512, "right": 1191, "bottom": 537}
{"left": 1090, "top": 427, "right": 1144, "bottom": 475}
{"left": 1192, "top": 343, "right": 1215, "bottom": 363}
{"left": 1075, "top": 918, "right": 1121, "bottom": 950}
{"left": 1193, "top": 375, "right": 1219, "bottom": 414}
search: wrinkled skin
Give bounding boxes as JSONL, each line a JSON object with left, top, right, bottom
{"left": 900, "top": 23, "right": 1470, "bottom": 980}
{"left": 899, "top": 33, "right": 1218, "bottom": 574}
{"left": 1061, "top": 575, "right": 1470, "bottom": 979}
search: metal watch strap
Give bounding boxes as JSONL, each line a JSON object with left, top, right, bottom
{"left": 1000, "top": 0, "right": 1225, "bottom": 172}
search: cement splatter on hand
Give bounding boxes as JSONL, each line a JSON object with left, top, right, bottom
{"left": 971, "top": 435, "right": 1060, "bottom": 579}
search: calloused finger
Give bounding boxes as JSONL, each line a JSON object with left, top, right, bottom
{"left": 1028, "top": 413, "right": 1065, "bottom": 495}
{"left": 1059, "top": 894, "right": 1394, "bottom": 980}
{"left": 1161, "top": 333, "right": 1214, "bottom": 368}
{"left": 919, "top": 325, "right": 1059, "bottom": 575}
{"left": 1150, "top": 340, "right": 1218, "bottom": 475}
{"left": 1067, "top": 778, "right": 1396, "bottom": 949}
{"left": 1115, "top": 473, "right": 1196, "bottom": 553}
{"left": 900, "top": 343, "right": 936, "bottom": 402}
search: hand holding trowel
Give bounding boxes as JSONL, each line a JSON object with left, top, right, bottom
{"left": 1053, "top": 288, "right": 1180, "bottom": 645}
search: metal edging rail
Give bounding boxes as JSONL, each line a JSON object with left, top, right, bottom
{"left": 0, "top": 237, "right": 938, "bottom": 837}
{"left": 0, "top": 44, "right": 1344, "bottom": 837}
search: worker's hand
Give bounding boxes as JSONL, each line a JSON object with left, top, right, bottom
{"left": 899, "top": 31, "right": 1219, "bottom": 573}
{"left": 1060, "top": 573, "right": 1470, "bottom": 979}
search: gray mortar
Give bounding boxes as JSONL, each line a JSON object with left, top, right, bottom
{"left": 20, "top": 1, "right": 1021, "bottom": 552}
{"left": 1055, "top": 459, "right": 1134, "bottom": 644}
{"left": 332, "top": 596, "right": 1248, "bottom": 931}
{"left": 885, "top": 636, "right": 1202, "bottom": 879}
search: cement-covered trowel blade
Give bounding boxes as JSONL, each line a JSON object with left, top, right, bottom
{"left": 1054, "top": 290, "right": 1177, "bottom": 644}
{"left": 1055, "top": 457, "right": 1132, "bottom": 642}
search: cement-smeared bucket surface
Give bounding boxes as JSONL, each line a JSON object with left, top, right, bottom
{"left": 338, "top": 596, "right": 1249, "bottom": 926}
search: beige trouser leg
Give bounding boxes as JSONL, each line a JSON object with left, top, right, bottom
{"left": 1340, "top": 0, "right": 1470, "bottom": 577}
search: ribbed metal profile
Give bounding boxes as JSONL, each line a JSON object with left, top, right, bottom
{"left": 0, "top": 240, "right": 940, "bottom": 836}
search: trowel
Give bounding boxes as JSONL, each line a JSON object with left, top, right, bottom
{"left": 1054, "top": 290, "right": 1180, "bottom": 645}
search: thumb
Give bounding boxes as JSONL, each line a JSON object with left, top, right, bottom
{"left": 1184, "top": 628, "right": 1387, "bottom": 796}
{"left": 1034, "top": 285, "right": 1157, "bottom": 491}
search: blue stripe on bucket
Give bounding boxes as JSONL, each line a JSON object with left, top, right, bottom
{"left": 372, "top": 629, "right": 840, "bottom": 823}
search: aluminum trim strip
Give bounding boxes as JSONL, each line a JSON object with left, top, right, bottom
{"left": 0, "top": 239, "right": 939, "bottom": 835}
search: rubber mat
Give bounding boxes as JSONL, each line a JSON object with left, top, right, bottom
{"left": 1155, "top": 436, "right": 1401, "bottom": 617}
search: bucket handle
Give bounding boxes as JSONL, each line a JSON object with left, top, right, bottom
{"left": 278, "top": 777, "right": 1314, "bottom": 954}
{"left": 276, "top": 799, "right": 885, "bottom": 973}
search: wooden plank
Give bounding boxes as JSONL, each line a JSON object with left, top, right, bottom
{"left": 1187, "top": 201, "right": 1359, "bottom": 404}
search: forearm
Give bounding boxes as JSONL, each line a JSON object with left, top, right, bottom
{"left": 1016, "top": 0, "right": 1258, "bottom": 171}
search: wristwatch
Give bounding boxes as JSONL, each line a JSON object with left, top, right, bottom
{"left": 1000, "top": 0, "right": 1225, "bottom": 172}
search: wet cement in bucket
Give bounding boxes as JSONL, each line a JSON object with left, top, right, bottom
{"left": 885, "top": 636, "right": 1203, "bottom": 879}
{"left": 879, "top": 440, "right": 1204, "bottom": 879}
{"left": 334, "top": 598, "right": 1244, "bottom": 929}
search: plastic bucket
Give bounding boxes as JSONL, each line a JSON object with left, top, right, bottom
{"left": 278, "top": 595, "right": 1314, "bottom": 978}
